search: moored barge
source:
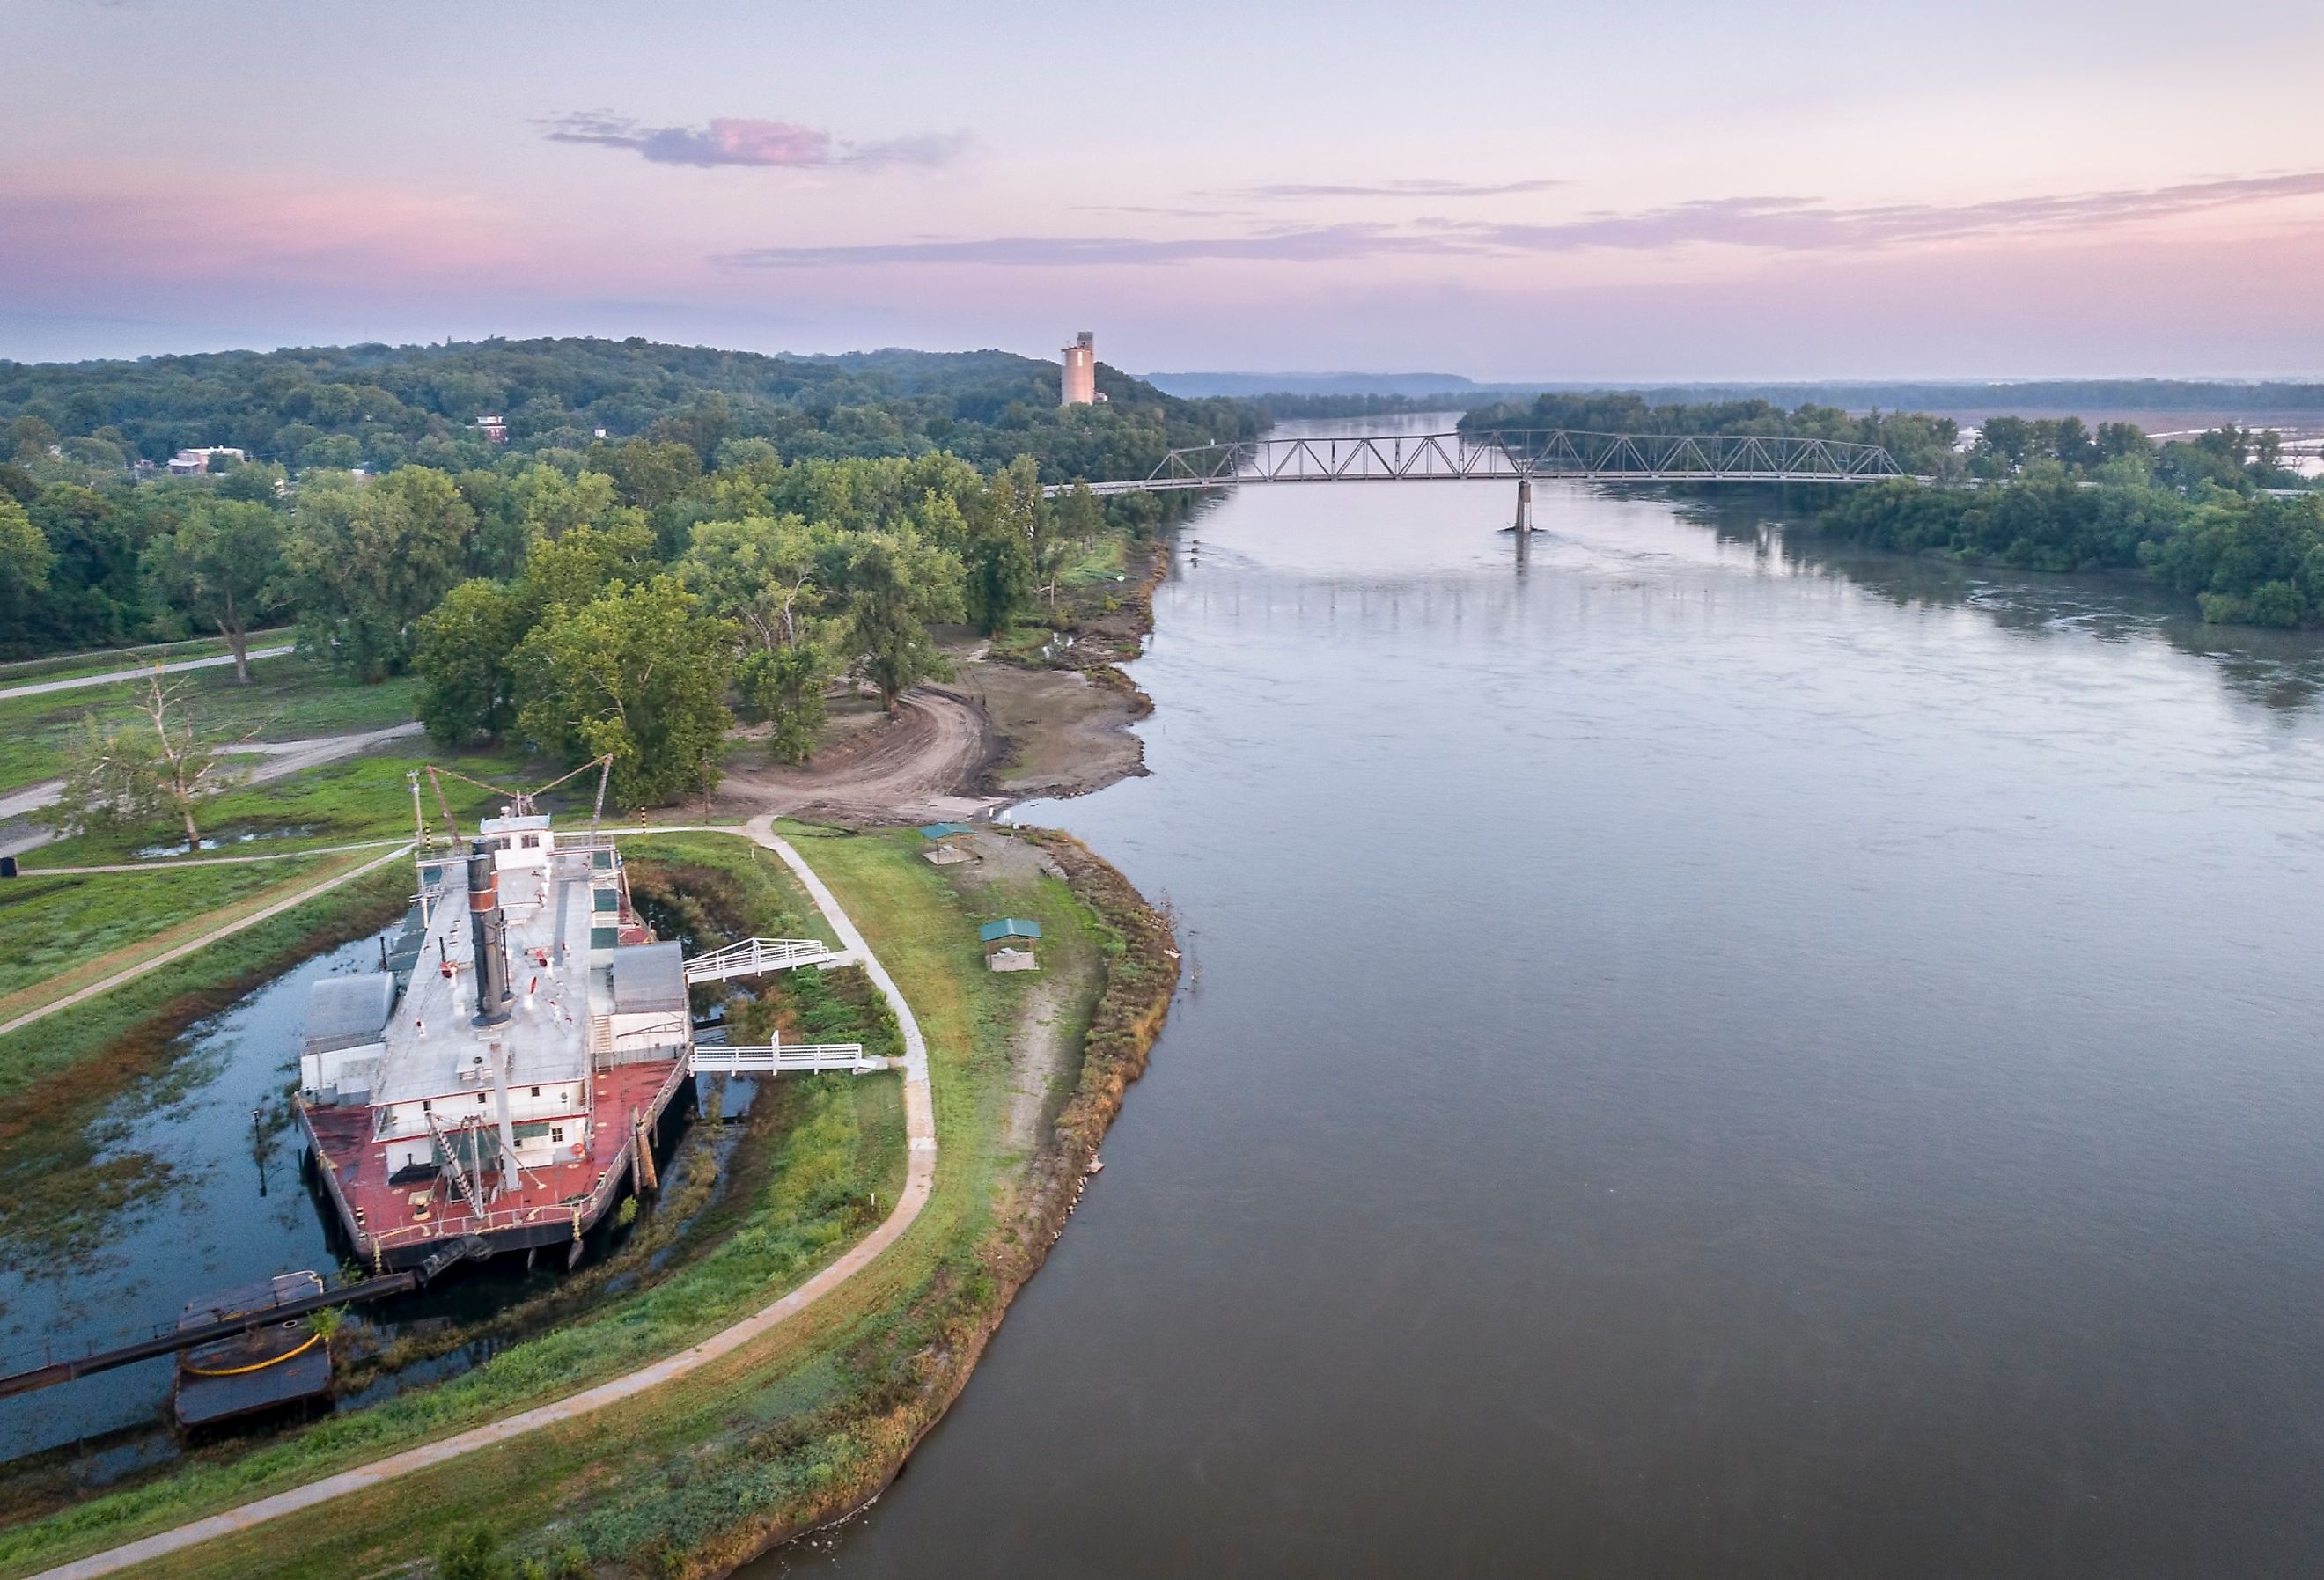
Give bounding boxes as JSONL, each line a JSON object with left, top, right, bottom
{"left": 297, "top": 796, "right": 694, "bottom": 1274}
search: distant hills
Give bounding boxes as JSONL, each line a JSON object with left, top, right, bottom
{"left": 1144, "top": 371, "right": 2324, "bottom": 419}
{"left": 1142, "top": 371, "right": 1517, "bottom": 399}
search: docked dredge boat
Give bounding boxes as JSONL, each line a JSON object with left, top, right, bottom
{"left": 297, "top": 776, "right": 870, "bottom": 1275}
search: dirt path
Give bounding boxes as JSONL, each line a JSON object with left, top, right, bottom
{"left": 718, "top": 687, "right": 1002, "bottom": 826}
{"left": 0, "top": 645, "right": 297, "bottom": 702}
{"left": 1004, "top": 975, "right": 1074, "bottom": 1152}
{"left": 26, "top": 819, "right": 938, "bottom": 1580}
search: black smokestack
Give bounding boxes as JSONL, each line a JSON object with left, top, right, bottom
{"left": 467, "top": 838, "right": 512, "bottom": 1026}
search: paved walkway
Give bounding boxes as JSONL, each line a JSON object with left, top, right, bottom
{"left": 30, "top": 819, "right": 939, "bottom": 1580}
{"left": 0, "top": 644, "right": 296, "bottom": 702}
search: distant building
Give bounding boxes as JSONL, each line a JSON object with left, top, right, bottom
{"left": 166, "top": 445, "right": 247, "bottom": 475}
{"left": 474, "top": 415, "right": 510, "bottom": 444}
{"left": 1060, "top": 331, "right": 1098, "bottom": 406}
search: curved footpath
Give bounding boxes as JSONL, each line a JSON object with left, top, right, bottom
{"left": 30, "top": 817, "right": 938, "bottom": 1580}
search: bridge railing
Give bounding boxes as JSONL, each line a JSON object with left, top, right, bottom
{"left": 1059, "top": 428, "right": 1907, "bottom": 496}
{"left": 682, "top": 937, "right": 842, "bottom": 984}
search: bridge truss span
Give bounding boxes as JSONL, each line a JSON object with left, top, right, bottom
{"left": 1058, "top": 428, "right": 1912, "bottom": 497}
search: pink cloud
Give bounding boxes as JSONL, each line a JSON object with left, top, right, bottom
{"left": 541, "top": 111, "right": 961, "bottom": 169}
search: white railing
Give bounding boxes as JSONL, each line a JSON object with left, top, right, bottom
{"left": 690, "top": 1043, "right": 880, "bottom": 1075}
{"left": 682, "top": 937, "right": 841, "bottom": 983}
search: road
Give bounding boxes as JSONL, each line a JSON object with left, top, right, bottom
{"left": 0, "top": 644, "right": 297, "bottom": 702}
{"left": 26, "top": 817, "right": 939, "bottom": 1580}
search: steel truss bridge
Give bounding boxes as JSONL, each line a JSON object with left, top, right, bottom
{"left": 1055, "top": 429, "right": 1911, "bottom": 499}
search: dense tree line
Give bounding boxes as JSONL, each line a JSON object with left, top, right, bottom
{"left": 0, "top": 335, "right": 1251, "bottom": 488}
{"left": 398, "top": 446, "right": 1114, "bottom": 804}
{"left": 0, "top": 340, "right": 1243, "bottom": 660}
{"left": 4, "top": 415, "right": 1136, "bottom": 806}
{"left": 1816, "top": 478, "right": 2324, "bottom": 627}
{"left": 1458, "top": 392, "right": 1965, "bottom": 476}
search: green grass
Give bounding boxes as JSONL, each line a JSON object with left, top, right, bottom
{"left": 0, "top": 858, "right": 412, "bottom": 1108}
{"left": 25, "top": 749, "right": 537, "bottom": 868}
{"left": 0, "top": 860, "right": 326, "bottom": 1007}
{"left": 0, "top": 660, "right": 420, "bottom": 796}
{"left": 1056, "top": 529, "right": 1129, "bottom": 588}
{"left": 0, "top": 827, "right": 1107, "bottom": 1580}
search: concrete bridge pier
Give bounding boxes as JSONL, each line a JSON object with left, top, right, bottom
{"left": 1513, "top": 477, "right": 1533, "bottom": 566}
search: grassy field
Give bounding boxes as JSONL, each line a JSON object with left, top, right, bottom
{"left": 0, "top": 827, "right": 1124, "bottom": 1579}
{"left": 0, "top": 857, "right": 415, "bottom": 1128}
{"left": 0, "top": 857, "right": 331, "bottom": 1011}
{"left": 0, "top": 660, "right": 419, "bottom": 796}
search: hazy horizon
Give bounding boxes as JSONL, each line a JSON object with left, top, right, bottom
{"left": 4, "top": 0, "right": 2320, "bottom": 378}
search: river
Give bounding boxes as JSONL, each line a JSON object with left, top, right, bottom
{"left": 759, "top": 418, "right": 2324, "bottom": 1577}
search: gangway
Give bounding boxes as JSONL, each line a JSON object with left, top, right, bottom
{"left": 689, "top": 1041, "right": 882, "bottom": 1076}
{"left": 682, "top": 937, "right": 842, "bottom": 984}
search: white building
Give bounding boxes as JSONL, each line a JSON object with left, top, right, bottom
{"left": 166, "top": 445, "right": 248, "bottom": 475}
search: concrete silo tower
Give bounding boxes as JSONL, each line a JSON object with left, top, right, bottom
{"left": 1060, "top": 331, "right": 1097, "bottom": 406}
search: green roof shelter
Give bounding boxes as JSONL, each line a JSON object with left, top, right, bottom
{"left": 978, "top": 919, "right": 1042, "bottom": 945}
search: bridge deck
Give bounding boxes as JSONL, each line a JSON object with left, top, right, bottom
{"left": 1046, "top": 428, "right": 1917, "bottom": 497}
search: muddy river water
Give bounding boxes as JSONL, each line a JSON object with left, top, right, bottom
{"left": 761, "top": 423, "right": 2324, "bottom": 1576}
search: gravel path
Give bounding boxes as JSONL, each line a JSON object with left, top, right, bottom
{"left": 0, "top": 645, "right": 297, "bottom": 701}
{"left": 0, "top": 722, "right": 424, "bottom": 859}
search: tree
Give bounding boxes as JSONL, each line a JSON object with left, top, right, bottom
{"left": 413, "top": 578, "right": 534, "bottom": 746}
{"left": 677, "top": 515, "right": 842, "bottom": 763}
{"left": 521, "top": 520, "right": 656, "bottom": 613}
{"left": 839, "top": 531, "right": 963, "bottom": 712}
{"left": 739, "top": 643, "right": 828, "bottom": 765}
{"left": 281, "top": 467, "right": 475, "bottom": 680}
{"left": 512, "top": 464, "right": 635, "bottom": 541}
{"left": 1044, "top": 481, "right": 1107, "bottom": 606}
{"left": 141, "top": 500, "right": 286, "bottom": 682}
{"left": 511, "top": 577, "right": 737, "bottom": 806}
{"left": 55, "top": 671, "right": 244, "bottom": 849}
{"left": 0, "top": 496, "right": 55, "bottom": 638}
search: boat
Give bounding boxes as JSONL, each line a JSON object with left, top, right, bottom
{"left": 174, "top": 1272, "right": 335, "bottom": 1429}
{"left": 297, "top": 775, "right": 693, "bottom": 1275}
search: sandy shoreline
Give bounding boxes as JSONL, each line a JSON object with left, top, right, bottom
{"left": 713, "top": 536, "right": 1168, "bottom": 827}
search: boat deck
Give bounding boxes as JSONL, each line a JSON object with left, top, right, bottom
{"left": 306, "top": 1058, "right": 683, "bottom": 1266}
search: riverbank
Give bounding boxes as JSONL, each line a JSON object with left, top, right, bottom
{"left": 0, "top": 821, "right": 1174, "bottom": 1579}
{"left": 712, "top": 533, "right": 1173, "bottom": 826}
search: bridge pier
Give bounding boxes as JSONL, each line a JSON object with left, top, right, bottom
{"left": 1513, "top": 478, "right": 1533, "bottom": 566}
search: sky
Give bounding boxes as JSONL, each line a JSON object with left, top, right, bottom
{"left": 4, "top": 0, "right": 2322, "bottom": 379}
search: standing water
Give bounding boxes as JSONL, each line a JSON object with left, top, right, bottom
{"left": 0, "top": 930, "right": 382, "bottom": 1463}
{"left": 761, "top": 420, "right": 2324, "bottom": 1577}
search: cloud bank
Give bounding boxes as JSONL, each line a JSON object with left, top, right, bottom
{"left": 720, "top": 169, "right": 2324, "bottom": 268}
{"left": 1228, "top": 178, "right": 1566, "bottom": 200}
{"left": 541, "top": 111, "right": 961, "bottom": 169}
